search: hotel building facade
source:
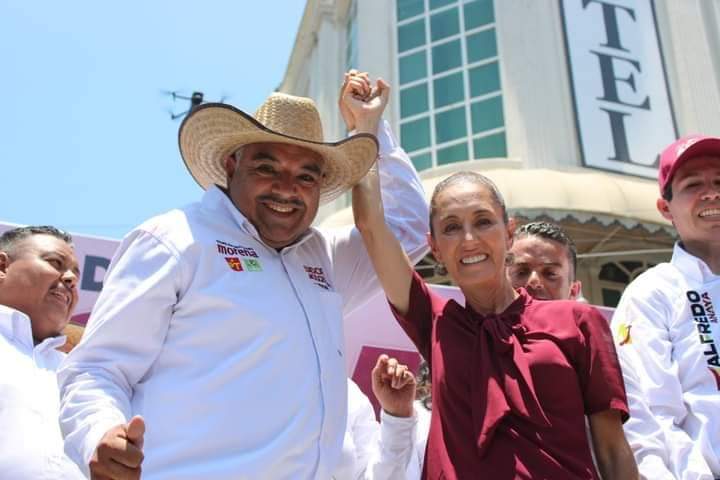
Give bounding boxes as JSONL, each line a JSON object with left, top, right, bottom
{"left": 279, "top": 0, "right": 720, "bottom": 306}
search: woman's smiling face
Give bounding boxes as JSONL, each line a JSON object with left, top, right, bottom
{"left": 429, "top": 181, "right": 512, "bottom": 289}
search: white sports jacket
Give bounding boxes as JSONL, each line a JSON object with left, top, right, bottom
{"left": 612, "top": 244, "right": 720, "bottom": 480}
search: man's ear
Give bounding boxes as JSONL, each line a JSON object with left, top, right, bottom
{"left": 569, "top": 280, "right": 582, "bottom": 301}
{"left": 223, "top": 154, "right": 237, "bottom": 179}
{"left": 657, "top": 197, "right": 673, "bottom": 222}
{"left": 0, "top": 252, "right": 9, "bottom": 283}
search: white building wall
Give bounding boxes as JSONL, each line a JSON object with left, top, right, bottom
{"left": 356, "top": 0, "right": 399, "bottom": 129}
{"left": 655, "top": 0, "right": 720, "bottom": 136}
{"left": 494, "top": 0, "right": 580, "bottom": 169}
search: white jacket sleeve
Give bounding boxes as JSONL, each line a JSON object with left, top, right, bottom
{"left": 344, "top": 382, "right": 381, "bottom": 480}
{"left": 364, "top": 410, "right": 418, "bottom": 480}
{"left": 57, "top": 229, "right": 183, "bottom": 475}
{"left": 612, "top": 284, "right": 714, "bottom": 480}
{"left": 615, "top": 346, "right": 674, "bottom": 480}
{"left": 324, "top": 120, "right": 429, "bottom": 315}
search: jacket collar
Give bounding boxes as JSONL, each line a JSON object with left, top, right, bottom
{"left": 0, "top": 304, "right": 66, "bottom": 352}
{"left": 671, "top": 242, "right": 720, "bottom": 284}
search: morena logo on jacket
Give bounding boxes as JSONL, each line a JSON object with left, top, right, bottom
{"left": 216, "top": 240, "right": 262, "bottom": 272}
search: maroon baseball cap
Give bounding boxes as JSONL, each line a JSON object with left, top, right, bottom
{"left": 659, "top": 135, "right": 720, "bottom": 194}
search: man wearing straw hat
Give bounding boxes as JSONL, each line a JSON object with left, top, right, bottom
{"left": 58, "top": 72, "right": 429, "bottom": 479}
{"left": 0, "top": 225, "right": 84, "bottom": 478}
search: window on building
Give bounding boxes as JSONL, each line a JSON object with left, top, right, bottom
{"left": 399, "top": 19, "right": 426, "bottom": 52}
{"left": 464, "top": 0, "right": 494, "bottom": 29}
{"left": 471, "top": 95, "right": 504, "bottom": 133}
{"left": 401, "top": 116, "right": 432, "bottom": 152}
{"left": 396, "top": 0, "right": 506, "bottom": 171}
{"left": 400, "top": 83, "right": 429, "bottom": 117}
{"left": 437, "top": 141, "right": 469, "bottom": 164}
{"left": 598, "top": 260, "right": 654, "bottom": 307}
{"left": 399, "top": 51, "right": 427, "bottom": 84}
{"left": 430, "top": 7, "right": 460, "bottom": 41}
{"left": 435, "top": 106, "right": 467, "bottom": 143}
{"left": 397, "top": 0, "right": 425, "bottom": 21}
{"left": 434, "top": 72, "right": 464, "bottom": 107}
{"left": 411, "top": 152, "right": 433, "bottom": 171}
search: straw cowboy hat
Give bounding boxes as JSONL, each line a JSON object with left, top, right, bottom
{"left": 178, "top": 92, "right": 379, "bottom": 204}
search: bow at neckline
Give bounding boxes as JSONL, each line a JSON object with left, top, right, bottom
{"left": 468, "top": 293, "right": 551, "bottom": 457}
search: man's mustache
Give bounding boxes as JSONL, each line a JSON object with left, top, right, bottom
{"left": 258, "top": 195, "right": 304, "bottom": 208}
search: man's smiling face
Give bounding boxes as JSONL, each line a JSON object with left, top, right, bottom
{"left": 658, "top": 156, "right": 720, "bottom": 248}
{"left": 224, "top": 142, "right": 325, "bottom": 249}
{"left": 0, "top": 234, "right": 80, "bottom": 342}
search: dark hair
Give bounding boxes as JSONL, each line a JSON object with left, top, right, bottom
{"left": 0, "top": 226, "right": 73, "bottom": 255}
{"left": 514, "top": 221, "right": 577, "bottom": 278}
{"left": 429, "top": 171, "right": 508, "bottom": 236}
{"left": 662, "top": 183, "right": 673, "bottom": 201}
{"left": 415, "top": 360, "right": 432, "bottom": 411}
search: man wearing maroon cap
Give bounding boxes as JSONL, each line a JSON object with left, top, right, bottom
{"left": 611, "top": 135, "right": 720, "bottom": 479}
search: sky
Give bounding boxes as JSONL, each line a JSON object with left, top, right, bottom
{"left": 0, "top": 1, "right": 307, "bottom": 239}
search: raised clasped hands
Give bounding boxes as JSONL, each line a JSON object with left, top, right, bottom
{"left": 339, "top": 69, "right": 391, "bottom": 135}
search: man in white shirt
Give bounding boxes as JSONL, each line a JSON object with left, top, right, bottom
{"left": 0, "top": 225, "right": 84, "bottom": 479}
{"left": 58, "top": 72, "right": 428, "bottom": 479}
{"left": 611, "top": 135, "right": 720, "bottom": 479}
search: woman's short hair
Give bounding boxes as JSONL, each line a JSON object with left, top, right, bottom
{"left": 429, "top": 171, "right": 508, "bottom": 236}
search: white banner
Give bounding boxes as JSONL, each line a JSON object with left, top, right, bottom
{"left": 561, "top": 0, "right": 676, "bottom": 177}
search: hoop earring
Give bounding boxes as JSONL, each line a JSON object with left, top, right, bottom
{"left": 434, "top": 262, "right": 448, "bottom": 276}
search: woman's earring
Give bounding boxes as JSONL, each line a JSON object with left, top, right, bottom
{"left": 434, "top": 262, "right": 448, "bottom": 276}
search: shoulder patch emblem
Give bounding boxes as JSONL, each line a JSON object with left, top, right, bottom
{"left": 225, "top": 257, "right": 243, "bottom": 272}
{"left": 243, "top": 258, "right": 263, "bottom": 272}
{"left": 216, "top": 240, "right": 262, "bottom": 272}
{"left": 617, "top": 323, "right": 632, "bottom": 346}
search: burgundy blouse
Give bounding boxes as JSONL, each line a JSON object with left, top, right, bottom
{"left": 391, "top": 272, "right": 628, "bottom": 479}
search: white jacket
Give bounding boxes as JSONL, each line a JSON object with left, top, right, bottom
{"left": 58, "top": 121, "right": 429, "bottom": 479}
{"left": 611, "top": 243, "right": 720, "bottom": 480}
{"left": 0, "top": 305, "right": 84, "bottom": 480}
{"left": 334, "top": 380, "right": 417, "bottom": 479}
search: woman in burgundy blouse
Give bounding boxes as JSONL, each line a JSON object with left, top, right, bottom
{"left": 354, "top": 167, "right": 638, "bottom": 479}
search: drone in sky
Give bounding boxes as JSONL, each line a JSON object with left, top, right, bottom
{"left": 164, "top": 91, "right": 230, "bottom": 120}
